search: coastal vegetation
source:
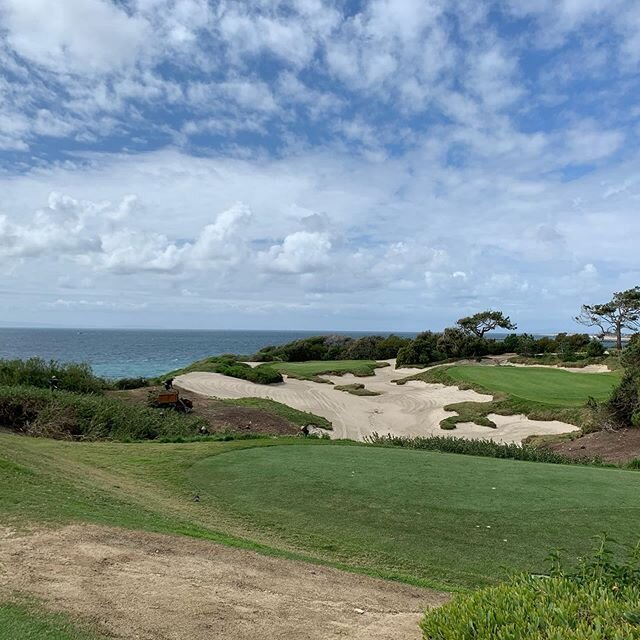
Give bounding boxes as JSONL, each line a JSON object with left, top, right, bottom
{"left": 159, "top": 355, "right": 283, "bottom": 385}
{"left": 252, "top": 333, "right": 410, "bottom": 362}
{"left": 421, "top": 537, "right": 640, "bottom": 639}
{"left": 576, "top": 286, "right": 640, "bottom": 350}
{"left": 267, "top": 359, "right": 388, "bottom": 381}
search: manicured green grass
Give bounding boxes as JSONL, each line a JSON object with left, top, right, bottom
{"left": 396, "top": 364, "right": 619, "bottom": 430}
{"left": 446, "top": 365, "right": 618, "bottom": 406}
{"left": 268, "top": 360, "right": 387, "bottom": 381}
{"left": 220, "top": 397, "right": 332, "bottom": 429}
{"left": 3, "top": 434, "right": 639, "bottom": 592}
{"left": 0, "top": 601, "right": 101, "bottom": 640}
{"left": 190, "top": 444, "right": 640, "bottom": 589}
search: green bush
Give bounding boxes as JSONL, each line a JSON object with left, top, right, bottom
{"left": 586, "top": 339, "right": 606, "bottom": 358}
{"left": 0, "top": 385, "right": 207, "bottom": 441}
{"left": 421, "top": 537, "right": 640, "bottom": 639}
{"left": 0, "top": 358, "right": 105, "bottom": 394}
{"left": 365, "top": 433, "right": 601, "bottom": 465}
{"left": 113, "top": 377, "right": 150, "bottom": 390}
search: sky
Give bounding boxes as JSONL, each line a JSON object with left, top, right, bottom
{"left": 0, "top": 0, "right": 639, "bottom": 332}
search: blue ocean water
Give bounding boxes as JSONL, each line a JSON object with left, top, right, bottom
{"left": 0, "top": 328, "right": 418, "bottom": 379}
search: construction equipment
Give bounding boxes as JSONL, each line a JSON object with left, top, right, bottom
{"left": 150, "top": 388, "right": 193, "bottom": 413}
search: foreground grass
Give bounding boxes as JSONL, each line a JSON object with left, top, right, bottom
{"left": 0, "top": 601, "right": 101, "bottom": 640}
{"left": 396, "top": 365, "right": 619, "bottom": 430}
{"left": 267, "top": 360, "right": 388, "bottom": 381}
{"left": 220, "top": 397, "right": 332, "bottom": 429}
{"left": 3, "top": 434, "right": 639, "bottom": 592}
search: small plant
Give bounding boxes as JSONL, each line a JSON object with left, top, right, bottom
{"left": 365, "top": 432, "right": 602, "bottom": 466}
{"left": 422, "top": 535, "right": 640, "bottom": 639}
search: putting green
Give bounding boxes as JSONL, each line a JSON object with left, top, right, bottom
{"left": 191, "top": 444, "right": 640, "bottom": 589}
{"left": 446, "top": 365, "right": 618, "bottom": 406}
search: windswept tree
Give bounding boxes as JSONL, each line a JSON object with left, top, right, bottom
{"left": 575, "top": 287, "right": 640, "bottom": 350}
{"left": 457, "top": 310, "right": 517, "bottom": 339}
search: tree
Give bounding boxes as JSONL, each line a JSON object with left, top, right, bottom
{"left": 457, "top": 310, "right": 517, "bottom": 339}
{"left": 575, "top": 287, "right": 640, "bottom": 350}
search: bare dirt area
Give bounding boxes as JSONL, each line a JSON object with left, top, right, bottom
{"left": 111, "top": 387, "right": 298, "bottom": 436}
{"left": 544, "top": 428, "right": 640, "bottom": 464}
{"left": 177, "top": 360, "right": 578, "bottom": 443}
{"left": 0, "top": 525, "right": 447, "bottom": 640}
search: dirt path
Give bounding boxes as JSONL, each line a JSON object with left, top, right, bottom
{"left": 0, "top": 525, "right": 447, "bottom": 640}
{"left": 177, "top": 360, "right": 579, "bottom": 443}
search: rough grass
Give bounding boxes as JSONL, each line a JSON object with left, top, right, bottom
{"left": 219, "top": 397, "right": 332, "bottom": 430}
{"left": 0, "top": 600, "right": 102, "bottom": 640}
{"left": 0, "top": 385, "right": 208, "bottom": 440}
{"left": 268, "top": 360, "right": 389, "bottom": 381}
{"left": 395, "top": 365, "right": 618, "bottom": 430}
{"left": 333, "top": 383, "right": 380, "bottom": 396}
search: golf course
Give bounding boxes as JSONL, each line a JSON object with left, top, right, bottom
{"left": 1, "top": 342, "right": 639, "bottom": 639}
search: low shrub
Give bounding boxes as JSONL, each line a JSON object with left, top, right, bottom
{"left": 113, "top": 377, "right": 150, "bottom": 390}
{"left": 0, "top": 385, "right": 207, "bottom": 440}
{"left": 421, "top": 536, "right": 640, "bottom": 639}
{"left": 365, "top": 432, "right": 601, "bottom": 465}
{"left": 0, "top": 358, "right": 106, "bottom": 394}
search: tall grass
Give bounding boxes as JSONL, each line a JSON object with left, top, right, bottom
{"left": 0, "top": 385, "right": 207, "bottom": 441}
{"left": 0, "top": 358, "right": 106, "bottom": 393}
{"left": 365, "top": 432, "right": 603, "bottom": 466}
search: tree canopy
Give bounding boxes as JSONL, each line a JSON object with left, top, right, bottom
{"left": 457, "top": 310, "right": 517, "bottom": 339}
{"left": 575, "top": 287, "right": 640, "bottom": 350}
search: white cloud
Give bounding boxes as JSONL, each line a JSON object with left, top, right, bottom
{"left": 1, "top": 0, "right": 150, "bottom": 74}
{"left": 259, "top": 231, "right": 332, "bottom": 274}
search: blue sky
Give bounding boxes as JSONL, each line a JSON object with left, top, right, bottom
{"left": 1, "top": 0, "right": 639, "bottom": 331}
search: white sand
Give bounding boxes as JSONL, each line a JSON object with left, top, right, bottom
{"left": 177, "top": 360, "right": 579, "bottom": 444}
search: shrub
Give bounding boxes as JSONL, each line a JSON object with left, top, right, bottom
{"left": 365, "top": 433, "right": 601, "bottom": 465}
{"left": 0, "top": 385, "right": 207, "bottom": 440}
{"left": 0, "top": 358, "right": 105, "bottom": 394}
{"left": 421, "top": 537, "right": 640, "bottom": 639}
{"left": 113, "top": 377, "right": 150, "bottom": 390}
{"left": 585, "top": 340, "right": 606, "bottom": 357}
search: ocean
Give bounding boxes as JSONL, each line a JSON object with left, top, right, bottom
{"left": 0, "top": 328, "right": 418, "bottom": 379}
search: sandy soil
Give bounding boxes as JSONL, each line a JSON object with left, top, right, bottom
{"left": 545, "top": 428, "right": 640, "bottom": 463}
{"left": 177, "top": 360, "right": 579, "bottom": 443}
{"left": 0, "top": 525, "right": 447, "bottom": 640}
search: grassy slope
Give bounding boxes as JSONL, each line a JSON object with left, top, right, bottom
{"left": 0, "top": 601, "right": 101, "bottom": 640}
{"left": 268, "top": 360, "right": 388, "bottom": 381}
{"left": 396, "top": 365, "right": 619, "bottom": 430}
{"left": 189, "top": 445, "right": 640, "bottom": 590}
{"left": 219, "top": 397, "right": 332, "bottom": 429}
{"left": 3, "top": 434, "right": 639, "bottom": 592}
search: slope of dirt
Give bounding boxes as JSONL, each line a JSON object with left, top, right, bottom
{"left": 545, "top": 428, "right": 640, "bottom": 464}
{"left": 0, "top": 525, "right": 447, "bottom": 640}
{"left": 110, "top": 387, "right": 298, "bottom": 436}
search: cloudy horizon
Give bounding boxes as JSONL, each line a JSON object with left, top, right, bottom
{"left": 1, "top": 0, "right": 639, "bottom": 333}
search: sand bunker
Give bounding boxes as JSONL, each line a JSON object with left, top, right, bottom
{"left": 177, "top": 360, "right": 579, "bottom": 443}
{"left": 0, "top": 525, "right": 446, "bottom": 640}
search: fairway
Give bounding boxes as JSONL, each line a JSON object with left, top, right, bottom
{"left": 446, "top": 365, "right": 618, "bottom": 406}
{"left": 191, "top": 444, "right": 640, "bottom": 589}
{"left": 268, "top": 360, "right": 385, "bottom": 379}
